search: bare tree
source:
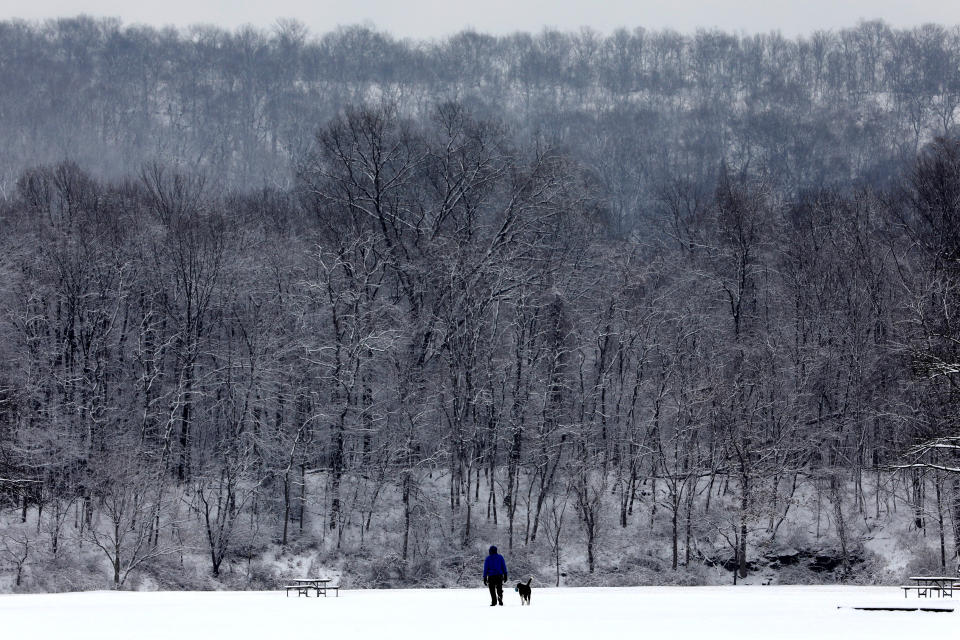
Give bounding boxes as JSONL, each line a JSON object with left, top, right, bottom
{"left": 0, "top": 530, "right": 31, "bottom": 587}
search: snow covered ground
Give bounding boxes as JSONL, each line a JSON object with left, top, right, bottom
{"left": 0, "top": 585, "right": 953, "bottom": 639}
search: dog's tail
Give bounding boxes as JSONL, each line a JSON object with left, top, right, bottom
{"left": 526, "top": 577, "right": 532, "bottom": 586}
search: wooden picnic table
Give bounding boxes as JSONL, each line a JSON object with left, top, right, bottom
{"left": 902, "top": 576, "right": 959, "bottom": 598}
{"left": 285, "top": 578, "right": 339, "bottom": 597}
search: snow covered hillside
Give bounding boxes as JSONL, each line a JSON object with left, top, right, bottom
{"left": 1, "top": 469, "right": 946, "bottom": 591}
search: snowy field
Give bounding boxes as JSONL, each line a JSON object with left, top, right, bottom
{"left": 0, "top": 585, "right": 954, "bottom": 639}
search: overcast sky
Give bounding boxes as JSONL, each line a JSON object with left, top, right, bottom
{"left": 4, "top": 0, "right": 960, "bottom": 39}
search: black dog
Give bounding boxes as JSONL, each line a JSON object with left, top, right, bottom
{"left": 515, "top": 577, "right": 532, "bottom": 605}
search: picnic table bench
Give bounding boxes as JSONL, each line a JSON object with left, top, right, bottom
{"left": 283, "top": 578, "right": 339, "bottom": 597}
{"left": 901, "top": 577, "right": 959, "bottom": 598}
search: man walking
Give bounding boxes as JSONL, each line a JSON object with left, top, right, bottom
{"left": 483, "top": 545, "right": 508, "bottom": 606}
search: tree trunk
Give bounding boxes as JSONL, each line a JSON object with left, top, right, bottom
{"left": 829, "top": 475, "right": 851, "bottom": 574}
{"left": 671, "top": 497, "right": 679, "bottom": 570}
{"left": 282, "top": 471, "right": 290, "bottom": 546}
{"left": 738, "top": 475, "right": 748, "bottom": 579}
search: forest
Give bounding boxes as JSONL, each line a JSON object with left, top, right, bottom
{"left": 1, "top": 17, "right": 960, "bottom": 590}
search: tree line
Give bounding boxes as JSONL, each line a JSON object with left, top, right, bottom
{"left": 0, "top": 19, "right": 960, "bottom": 589}
{"left": 1, "top": 104, "right": 958, "bottom": 588}
{"left": 2, "top": 17, "right": 960, "bottom": 227}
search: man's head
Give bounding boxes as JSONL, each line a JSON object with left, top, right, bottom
{"left": 489, "top": 545, "right": 498, "bottom": 555}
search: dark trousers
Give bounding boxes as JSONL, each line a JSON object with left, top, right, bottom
{"left": 487, "top": 575, "right": 504, "bottom": 604}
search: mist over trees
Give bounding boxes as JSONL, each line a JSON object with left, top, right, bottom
{"left": 1, "top": 16, "right": 960, "bottom": 590}
{"left": 3, "top": 18, "right": 960, "bottom": 216}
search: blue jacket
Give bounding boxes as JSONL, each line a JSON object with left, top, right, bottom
{"left": 483, "top": 546, "right": 508, "bottom": 579}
